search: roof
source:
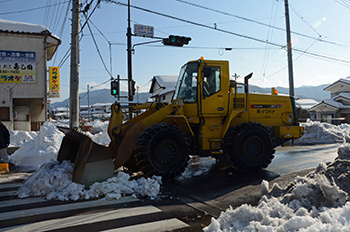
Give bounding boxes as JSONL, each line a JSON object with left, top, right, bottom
{"left": 149, "top": 75, "right": 178, "bottom": 94}
{"left": 323, "top": 77, "right": 350, "bottom": 91}
{"left": 0, "top": 19, "right": 61, "bottom": 60}
{"left": 295, "top": 99, "right": 318, "bottom": 110}
{"left": 309, "top": 99, "right": 350, "bottom": 111}
{"left": 333, "top": 92, "right": 350, "bottom": 103}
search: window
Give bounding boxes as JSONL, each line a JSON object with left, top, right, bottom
{"left": 203, "top": 66, "right": 221, "bottom": 97}
{"left": 173, "top": 62, "right": 198, "bottom": 103}
{"left": 0, "top": 107, "right": 10, "bottom": 121}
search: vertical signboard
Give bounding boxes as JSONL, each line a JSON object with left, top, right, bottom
{"left": 49, "top": 66, "right": 60, "bottom": 98}
{"left": 0, "top": 50, "right": 36, "bottom": 83}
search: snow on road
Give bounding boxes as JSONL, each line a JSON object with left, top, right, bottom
{"left": 4, "top": 119, "right": 350, "bottom": 231}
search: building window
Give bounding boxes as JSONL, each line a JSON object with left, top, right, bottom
{"left": 0, "top": 107, "right": 10, "bottom": 120}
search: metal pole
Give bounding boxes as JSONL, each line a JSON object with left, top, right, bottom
{"left": 69, "top": 0, "right": 80, "bottom": 128}
{"left": 127, "top": 0, "right": 132, "bottom": 101}
{"left": 87, "top": 84, "right": 91, "bottom": 121}
{"left": 284, "top": 0, "right": 295, "bottom": 97}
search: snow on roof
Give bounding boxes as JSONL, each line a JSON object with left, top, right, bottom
{"left": 92, "top": 102, "right": 113, "bottom": 107}
{"left": 149, "top": 75, "right": 178, "bottom": 94}
{"left": 0, "top": 18, "right": 49, "bottom": 34}
{"left": 333, "top": 92, "right": 350, "bottom": 102}
{"left": 324, "top": 77, "right": 350, "bottom": 91}
{"left": 309, "top": 98, "right": 350, "bottom": 111}
{"left": 295, "top": 99, "right": 319, "bottom": 110}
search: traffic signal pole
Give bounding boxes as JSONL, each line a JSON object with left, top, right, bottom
{"left": 284, "top": 0, "right": 295, "bottom": 98}
{"left": 127, "top": 0, "right": 133, "bottom": 102}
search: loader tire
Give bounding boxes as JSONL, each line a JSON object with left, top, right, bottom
{"left": 225, "top": 122, "right": 276, "bottom": 172}
{"left": 134, "top": 123, "right": 190, "bottom": 181}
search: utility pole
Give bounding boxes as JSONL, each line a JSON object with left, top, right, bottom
{"left": 87, "top": 84, "right": 91, "bottom": 121}
{"left": 127, "top": 0, "right": 133, "bottom": 102}
{"left": 69, "top": 0, "right": 80, "bottom": 128}
{"left": 284, "top": 0, "right": 295, "bottom": 97}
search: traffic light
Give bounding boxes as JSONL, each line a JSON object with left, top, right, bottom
{"left": 111, "top": 80, "right": 118, "bottom": 96}
{"left": 163, "top": 35, "right": 191, "bottom": 47}
{"left": 131, "top": 80, "right": 136, "bottom": 96}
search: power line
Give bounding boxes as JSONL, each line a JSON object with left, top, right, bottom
{"left": 175, "top": 0, "right": 350, "bottom": 49}
{"left": 0, "top": 1, "right": 70, "bottom": 15}
{"left": 83, "top": 13, "right": 113, "bottom": 79}
{"left": 110, "top": 1, "right": 350, "bottom": 65}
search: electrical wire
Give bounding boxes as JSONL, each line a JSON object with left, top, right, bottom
{"left": 110, "top": 1, "right": 350, "bottom": 65}
{"left": 83, "top": 13, "right": 113, "bottom": 79}
{"left": 289, "top": 3, "right": 320, "bottom": 36}
{"left": 0, "top": 1, "right": 70, "bottom": 15}
{"left": 261, "top": 0, "right": 279, "bottom": 86}
{"left": 175, "top": 0, "right": 350, "bottom": 49}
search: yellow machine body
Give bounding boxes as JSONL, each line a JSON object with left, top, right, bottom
{"left": 57, "top": 59, "right": 305, "bottom": 185}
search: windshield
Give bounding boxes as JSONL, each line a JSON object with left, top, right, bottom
{"left": 173, "top": 62, "right": 198, "bottom": 103}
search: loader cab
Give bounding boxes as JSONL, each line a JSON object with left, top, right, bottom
{"left": 173, "top": 59, "right": 230, "bottom": 153}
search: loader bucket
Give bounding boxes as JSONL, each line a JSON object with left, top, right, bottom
{"left": 57, "top": 127, "right": 115, "bottom": 186}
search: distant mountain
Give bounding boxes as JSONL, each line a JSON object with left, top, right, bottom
{"left": 50, "top": 84, "right": 330, "bottom": 108}
{"left": 250, "top": 84, "right": 329, "bottom": 102}
{"left": 50, "top": 89, "right": 152, "bottom": 108}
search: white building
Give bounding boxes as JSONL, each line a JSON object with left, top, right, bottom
{"left": 149, "top": 75, "right": 178, "bottom": 103}
{"left": 0, "top": 19, "right": 61, "bottom": 131}
{"left": 309, "top": 77, "right": 350, "bottom": 124}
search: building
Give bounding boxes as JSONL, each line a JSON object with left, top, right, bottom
{"left": 309, "top": 77, "right": 350, "bottom": 124}
{"left": 149, "top": 75, "right": 178, "bottom": 103}
{"left": 0, "top": 19, "right": 61, "bottom": 131}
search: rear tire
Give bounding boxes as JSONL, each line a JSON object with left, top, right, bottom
{"left": 133, "top": 123, "right": 190, "bottom": 181}
{"left": 225, "top": 122, "right": 275, "bottom": 172}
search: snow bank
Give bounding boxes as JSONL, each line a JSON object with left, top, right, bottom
{"left": 204, "top": 143, "right": 350, "bottom": 232}
{"left": 9, "top": 130, "right": 38, "bottom": 147}
{"left": 295, "top": 120, "right": 350, "bottom": 145}
{"left": 9, "top": 122, "right": 64, "bottom": 170}
{"left": 16, "top": 160, "right": 161, "bottom": 201}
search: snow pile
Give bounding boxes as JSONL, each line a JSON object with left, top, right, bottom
{"left": 204, "top": 143, "right": 350, "bottom": 232}
{"left": 180, "top": 156, "right": 215, "bottom": 179}
{"left": 295, "top": 120, "right": 350, "bottom": 145}
{"left": 16, "top": 160, "right": 161, "bottom": 201}
{"left": 9, "top": 130, "right": 38, "bottom": 147}
{"left": 9, "top": 122, "right": 64, "bottom": 170}
{"left": 84, "top": 120, "right": 111, "bottom": 146}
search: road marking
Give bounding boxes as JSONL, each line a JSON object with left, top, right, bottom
{"left": 0, "top": 205, "right": 161, "bottom": 232}
{"left": 103, "top": 218, "right": 190, "bottom": 232}
{"left": 0, "top": 190, "right": 16, "bottom": 197}
{"left": 0, "top": 183, "right": 22, "bottom": 190}
{"left": 0, "top": 197, "right": 49, "bottom": 209}
{"left": 0, "top": 196, "right": 139, "bottom": 221}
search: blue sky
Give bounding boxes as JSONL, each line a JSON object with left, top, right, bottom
{"left": 1, "top": 0, "right": 349, "bottom": 103}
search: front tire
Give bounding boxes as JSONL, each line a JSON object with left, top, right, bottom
{"left": 133, "top": 123, "right": 190, "bottom": 181}
{"left": 225, "top": 122, "right": 276, "bottom": 172}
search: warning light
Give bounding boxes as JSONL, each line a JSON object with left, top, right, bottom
{"left": 271, "top": 87, "right": 278, "bottom": 95}
{"left": 200, "top": 56, "right": 205, "bottom": 60}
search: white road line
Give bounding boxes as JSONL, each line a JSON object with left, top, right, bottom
{"left": 103, "top": 218, "right": 190, "bottom": 232}
{"left": 0, "top": 197, "right": 49, "bottom": 209}
{"left": 0, "top": 205, "right": 161, "bottom": 232}
{"left": 0, "top": 196, "right": 139, "bottom": 221}
{"left": 0, "top": 183, "right": 22, "bottom": 190}
{"left": 0, "top": 190, "right": 16, "bottom": 197}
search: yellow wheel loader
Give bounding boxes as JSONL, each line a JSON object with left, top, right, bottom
{"left": 57, "top": 58, "right": 305, "bottom": 186}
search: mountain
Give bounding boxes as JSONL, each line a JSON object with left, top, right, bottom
{"left": 250, "top": 84, "right": 329, "bottom": 102}
{"left": 50, "top": 84, "right": 330, "bottom": 108}
{"left": 50, "top": 89, "right": 152, "bottom": 108}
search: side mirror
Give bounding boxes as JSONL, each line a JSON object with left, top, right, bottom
{"left": 203, "top": 66, "right": 211, "bottom": 78}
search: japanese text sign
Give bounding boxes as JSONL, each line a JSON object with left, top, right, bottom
{"left": 0, "top": 50, "right": 36, "bottom": 83}
{"left": 49, "top": 66, "right": 60, "bottom": 98}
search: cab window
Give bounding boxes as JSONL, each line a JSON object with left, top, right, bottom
{"left": 203, "top": 66, "right": 221, "bottom": 97}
